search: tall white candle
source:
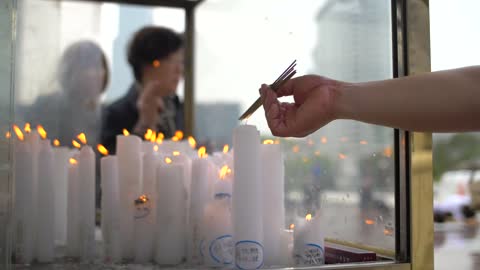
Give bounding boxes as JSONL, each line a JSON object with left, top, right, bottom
{"left": 116, "top": 134, "right": 142, "bottom": 259}
{"left": 261, "top": 141, "right": 285, "bottom": 266}
{"left": 232, "top": 125, "right": 264, "bottom": 270}
{"left": 188, "top": 150, "right": 212, "bottom": 264}
{"left": 142, "top": 141, "right": 155, "bottom": 155}
{"left": 24, "top": 130, "right": 40, "bottom": 257}
{"left": 203, "top": 195, "right": 233, "bottom": 267}
{"left": 67, "top": 156, "right": 80, "bottom": 257}
{"left": 293, "top": 214, "right": 324, "bottom": 266}
{"left": 134, "top": 152, "right": 158, "bottom": 263}
{"left": 77, "top": 145, "right": 96, "bottom": 261}
{"left": 155, "top": 159, "right": 187, "bottom": 265}
{"left": 36, "top": 140, "right": 55, "bottom": 262}
{"left": 53, "top": 146, "right": 71, "bottom": 246}
{"left": 100, "top": 155, "right": 122, "bottom": 263}
{"left": 13, "top": 140, "right": 35, "bottom": 263}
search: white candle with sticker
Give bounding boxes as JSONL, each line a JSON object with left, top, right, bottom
{"left": 99, "top": 150, "right": 122, "bottom": 263}
{"left": 232, "top": 125, "right": 264, "bottom": 270}
{"left": 52, "top": 144, "right": 70, "bottom": 247}
{"left": 67, "top": 156, "right": 80, "bottom": 257}
{"left": 77, "top": 144, "right": 96, "bottom": 261}
{"left": 36, "top": 139, "right": 55, "bottom": 262}
{"left": 116, "top": 130, "right": 142, "bottom": 259}
{"left": 188, "top": 147, "right": 212, "bottom": 264}
{"left": 293, "top": 214, "right": 324, "bottom": 266}
{"left": 12, "top": 126, "right": 35, "bottom": 263}
{"left": 261, "top": 139, "right": 285, "bottom": 266}
{"left": 155, "top": 157, "right": 187, "bottom": 265}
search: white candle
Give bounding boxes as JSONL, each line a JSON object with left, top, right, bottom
{"left": 24, "top": 130, "right": 40, "bottom": 257}
{"left": 78, "top": 145, "right": 96, "bottom": 261}
{"left": 13, "top": 140, "right": 35, "bottom": 263}
{"left": 261, "top": 141, "right": 285, "bottom": 266}
{"left": 142, "top": 141, "right": 155, "bottom": 155}
{"left": 232, "top": 125, "right": 264, "bottom": 270}
{"left": 67, "top": 156, "right": 80, "bottom": 257}
{"left": 36, "top": 140, "right": 55, "bottom": 262}
{"left": 203, "top": 195, "right": 234, "bottom": 267}
{"left": 155, "top": 159, "right": 187, "bottom": 265}
{"left": 293, "top": 214, "right": 324, "bottom": 266}
{"left": 214, "top": 165, "right": 233, "bottom": 196}
{"left": 100, "top": 155, "right": 122, "bottom": 263}
{"left": 134, "top": 152, "right": 157, "bottom": 263}
{"left": 53, "top": 146, "right": 71, "bottom": 247}
{"left": 188, "top": 150, "right": 212, "bottom": 264}
{"left": 116, "top": 134, "right": 142, "bottom": 259}
{"left": 279, "top": 229, "right": 294, "bottom": 266}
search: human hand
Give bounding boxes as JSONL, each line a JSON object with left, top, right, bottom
{"left": 135, "top": 81, "right": 165, "bottom": 132}
{"left": 259, "top": 75, "right": 341, "bottom": 137}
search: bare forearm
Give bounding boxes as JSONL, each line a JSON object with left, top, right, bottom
{"left": 335, "top": 66, "right": 480, "bottom": 132}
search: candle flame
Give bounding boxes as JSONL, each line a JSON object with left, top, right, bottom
{"left": 173, "top": 151, "right": 180, "bottom": 156}
{"left": 289, "top": 224, "right": 295, "bottom": 230}
{"left": 53, "top": 139, "right": 60, "bottom": 147}
{"left": 69, "top": 158, "right": 78, "bottom": 165}
{"left": 365, "top": 219, "right": 375, "bottom": 225}
{"left": 13, "top": 125, "right": 24, "bottom": 141}
{"left": 153, "top": 145, "right": 159, "bottom": 152}
{"left": 306, "top": 214, "right": 312, "bottom": 221}
{"left": 175, "top": 130, "right": 184, "bottom": 140}
{"left": 321, "top": 136, "right": 327, "bottom": 144}
{"left": 263, "top": 139, "right": 274, "bottom": 145}
{"left": 123, "top": 129, "right": 130, "bottom": 136}
{"left": 72, "top": 140, "right": 81, "bottom": 149}
{"left": 223, "top": 144, "right": 229, "bottom": 153}
{"left": 274, "top": 139, "right": 280, "bottom": 144}
{"left": 384, "top": 228, "right": 393, "bottom": 236}
{"left": 165, "top": 157, "right": 172, "bottom": 164}
{"left": 156, "top": 132, "right": 164, "bottom": 144}
{"left": 172, "top": 136, "right": 179, "bottom": 142}
{"left": 150, "top": 131, "right": 157, "bottom": 143}
{"left": 198, "top": 146, "right": 207, "bottom": 158}
{"left": 360, "top": 140, "right": 368, "bottom": 145}
{"left": 37, "top": 125, "right": 47, "bottom": 140}
{"left": 77, "top": 132, "right": 87, "bottom": 144}
{"left": 219, "top": 165, "right": 232, "bottom": 180}
{"left": 144, "top": 129, "right": 153, "bottom": 140}
{"left": 188, "top": 136, "right": 196, "bottom": 149}
{"left": 383, "top": 147, "right": 392, "bottom": 158}
{"left": 152, "top": 59, "right": 160, "bottom": 68}
{"left": 24, "top": 123, "right": 31, "bottom": 134}
{"left": 339, "top": 153, "right": 346, "bottom": 159}
{"left": 5, "top": 131, "right": 11, "bottom": 139}
{"left": 139, "top": 194, "right": 148, "bottom": 203}
{"left": 292, "top": 145, "right": 299, "bottom": 153}
{"left": 97, "top": 144, "right": 109, "bottom": 156}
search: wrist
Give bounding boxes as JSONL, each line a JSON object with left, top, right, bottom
{"left": 333, "top": 81, "right": 356, "bottom": 121}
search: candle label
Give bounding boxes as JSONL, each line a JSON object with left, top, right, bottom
{"left": 235, "top": 240, "right": 264, "bottom": 269}
{"left": 209, "top": 234, "right": 233, "bottom": 265}
{"left": 295, "top": 243, "right": 324, "bottom": 265}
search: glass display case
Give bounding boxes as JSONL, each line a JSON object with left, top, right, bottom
{"left": 0, "top": 0, "right": 433, "bottom": 269}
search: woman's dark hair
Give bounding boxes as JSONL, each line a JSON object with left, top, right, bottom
{"left": 127, "top": 26, "right": 184, "bottom": 83}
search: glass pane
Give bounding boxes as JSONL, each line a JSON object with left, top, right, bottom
{"left": 196, "top": 0, "right": 395, "bottom": 263}
{"left": 0, "top": 0, "right": 15, "bottom": 268}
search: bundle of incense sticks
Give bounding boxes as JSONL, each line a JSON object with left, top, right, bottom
{"left": 238, "top": 60, "right": 297, "bottom": 121}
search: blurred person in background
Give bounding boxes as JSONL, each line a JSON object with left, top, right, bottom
{"left": 100, "top": 26, "right": 185, "bottom": 154}
{"left": 20, "top": 40, "right": 109, "bottom": 147}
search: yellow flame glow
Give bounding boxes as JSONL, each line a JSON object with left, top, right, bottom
{"left": 13, "top": 125, "right": 24, "bottom": 141}
{"left": 292, "top": 145, "right": 299, "bottom": 153}
{"left": 5, "top": 131, "right": 11, "bottom": 139}
{"left": 365, "top": 219, "right": 375, "bottom": 225}
{"left": 188, "top": 136, "right": 196, "bottom": 149}
{"left": 37, "top": 125, "right": 47, "bottom": 140}
{"left": 153, "top": 145, "right": 159, "bottom": 152}
{"left": 139, "top": 194, "right": 148, "bottom": 203}
{"left": 144, "top": 129, "right": 153, "bottom": 140}
{"left": 77, "top": 133, "right": 87, "bottom": 145}
{"left": 123, "top": 129, "right": 130, "bottom": 136}
{"left": 289, "top": 224, "right": 295, "bottom": 230}
{"left": 172, "top": 136, "right": 179, "bottom": 142}
{"left": 165, "top": 157, "right": 172, "bottom": 164}
{"left": 383, "top": 147, "right": 393, "bottom": 158}
{"left": 72, "top": 140, "right": 81, "bottom": 149}
{"left": 69, "top": 158, "right": 78, "bottom": 165}
{"left": 24, "top": 123, "right": 31, "bottom": 134}
{"left": 219, "top": 165, "right": 232, "bottom": 180}
{"left": 274, "top": 139, "right": 281, "bottom": 144}
{"left": 173, "top": 151, "right": 180, "bottom": 156}
{"left": 223, "top": 144, "right": 229, "bottom": 153}
{"left": 175, "top": 130, "right": 184, "bottom": 140}
{"left": 360, "top": 140, "right": 368, "bottom": 145}
{"left": 150, "top": 131, "right": 157, "bottom": 143}
{"left": 198, "top": 146, "right": 207, "bottom": 158}
{"left": 321, "top": 137, "right": 327, "bottom": 144}
{"left": 156, "top": 132, "right": 164, "bottom": 144}
{"left": 339, "top": 153, "right": 346, "bottom": 159}
{"left": 53, "top": 139, "right": 60, "bottom": 147}
{"left": 263, "top": 139, "right": 274, "bottom": 145}
{"left": 97, "top": 144, "right": 109, "bottom": 156}
{"left": 306, "top": 214, "right": 312, "bottom": 221}
{"left": 152, "top": 60, "right": 160, "bottom": 68}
